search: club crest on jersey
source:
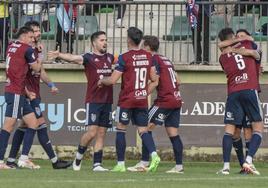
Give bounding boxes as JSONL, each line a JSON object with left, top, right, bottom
{"left": 103, "top": 63, "right": 108, "bottom": 69}
{"left": 35, "top": 107, "right": 41, "bottom": 116}
{"left": 91, "top": 113, "right": 97, "bottom": 122}
{"left": 94, "top": 58, "right": 100, "bottom": 62}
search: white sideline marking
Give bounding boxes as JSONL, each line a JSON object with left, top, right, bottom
{"left": 15, "top": 176, "right": 268, "bottom": 184}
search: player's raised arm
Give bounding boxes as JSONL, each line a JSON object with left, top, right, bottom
{"left": 47, "top": 49, "right": 83, "bottom": 65}
{"left": 99, "top": 70, "right": 122, "bottom": 86}
{"left": 218, "top": 35, "right": 253, "bottom": 49}
{"left": 229, "top": 47, "right": 260, "bottom": 61}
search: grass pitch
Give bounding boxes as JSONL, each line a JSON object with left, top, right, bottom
{"left": 1, "top": 160, "right": 268, "bottom": 188}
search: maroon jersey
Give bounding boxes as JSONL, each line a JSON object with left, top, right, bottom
{"left": 153, "top": 54, "right": 182, "bottom": 108}
{"left": 83, "top": 52, "right": 114, "bottom": 103}
{"left": 219, "top": 40, "right": 259, "bottom": 95}
{"left": 5, "top": 41, "right": 37, "bottom": 95}
{"left": 25, "top": 47, "right": 41, "bottom": 98}
{"left": 115, "top": 49, "right": 154, "bottom": 108}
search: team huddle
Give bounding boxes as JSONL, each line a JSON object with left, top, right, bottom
{"left": 0, "top": 21, "right": 264, "bottom": 175}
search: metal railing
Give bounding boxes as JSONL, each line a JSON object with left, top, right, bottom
{"left": 0, "top": 1, "right": 268, "bottom": 65}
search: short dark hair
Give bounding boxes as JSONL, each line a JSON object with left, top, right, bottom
{"left": 143, "top": 35, "right": 159, "bottom": 52}
{"left": 218, "top": 28, "right": 234, "bottom": 41}
{"left": 127, "top": 27, "right": 143, "bottom": 45}
{"left": 90, "top": 31, "right": 106, "bottom": 44}
{"left": 16, "top": 26, "right": 34, "bottom": 38}
{"left": 236, "top": 29, "right": 251, "bottom": 36}
{"left": 24, "top": 21, "right": 40, "bottom": 29}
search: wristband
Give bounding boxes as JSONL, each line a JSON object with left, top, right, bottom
{"left": 48, "top": 82, "right": 55, "bottom": 88}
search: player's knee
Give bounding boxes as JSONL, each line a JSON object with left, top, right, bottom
{"left": 233, "top": 128, "right": 241, "bottom": 139}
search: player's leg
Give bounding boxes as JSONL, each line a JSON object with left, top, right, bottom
{"left": 0, "top": 93, "right": 22, "bottom": 169}
{"left": 232, "top": 126, "right": 244, "bottom": 169}
{"left": 217, "top": 93, "right": 243, "bottom": 175}
{"left": 127, "top": 106, "right": 160, "bottom": 172}
{"left": 135, "top": 108, "right": 160, "bottom": 172}
{"left": 92, "top": 104, "right": 111, "bottom": 172}
{"left": 165, "top": 108, "right": 184, "bottom": 174}
{"left": 241, "top": 90, "right": 263, "bottom": 175}
{"left": 31, "top": 98, "right": 71, "bottom": 169}
{"left": 73, "top": 103, "right": 100, "bottom": 171}
{"left": 6, "top": 121, "right": 27, "bottom": 168}
{"left": 92, "top": 127, "right": 108, "bottom": 171}
{"left": 244, "top": 127, "right": 252, "bottom": 157}
{"left": 111, "top": 107, "right": 128, "bottom": 172}
{"left": 18, "top": 97, "right": 41, "bottom": 169}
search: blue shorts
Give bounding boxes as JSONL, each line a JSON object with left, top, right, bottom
{"left": 237, "top": 116, "right": 252, "bottom": 129}
{"left": 115, "top": 107, "right": 148, "bottom": 127}
{"left": 4, "top": 92, "right": 33, "bottom": 119}
{"left": 29, "top": 98, "right": 43, "bottom": 119}
{"left": 148, "top": 106, "right": 181, "bottom": 128}
{"left": 85, "top": 103, "right": 112, "bottom": 128}
{"left": 224, "top": 89, "right": 262, "bottom": 125}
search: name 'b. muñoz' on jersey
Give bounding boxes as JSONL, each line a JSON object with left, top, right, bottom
{"left": 153, "top": 54, "right": 182, "bottom": 108}
{"left": 83, "top": 52, "right": 114, "bottom": 104}
{"left": 219, "top": 40, "right": 259, "bottom": 94}
{"left": 5, "top": 41, "right": 37, "bottom": 95}
{"left": 115, "top": 49, "right": 153, "bottom": 108}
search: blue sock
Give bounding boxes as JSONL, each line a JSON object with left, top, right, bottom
{"left": 140, "top": 132, "right": 156, "bottom": 154}
{"left": 232, "top": 137, "right": 244, "bottom": 167}
{"left": 245, "top": 139, "right": 250, "bottom": 157}
{"left": 222, "top": 133, "right": 233, "bottom": 163}
{"left": 248, "top": 132, "right": 262, "bottom": 157}
{"left": 141, "top": 131, "right": 151, "bottom": 162}
{"left": 169, "top": 135, "right": 183, "bottom": 165}
{"left": 116, "top": 128, "right": 126, "bottom": 162}
{"left": 75, "top": 145, "right": 87, "bottom": 166}
{"left": 0, "top": 130, "right": 10, "bottom": 160}
{"left": 93, "top": 150, "right": 103, "bottom": 166}
{"left": 37, "top": 126, "right": 56, "bottom": 160}
{"left": 8, "top": 128, "right": 25, "bottom": 160}
{"left": 21, "top": 128, "right": 36, "bottom": 156}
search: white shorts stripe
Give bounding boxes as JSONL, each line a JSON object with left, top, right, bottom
{"left": 255, "top": 90, "right": 263, "bottom": 119}
{"left": 115, "top": 106, "right": 120, "bottom": 123}
{"left": 148, "top": 106, "right": 159, "bottom": 122}
{"left": 12, "top": 94, "right": 20, "bottom": 118}
{"left": 85, "top": 103, "right": 90, "bottom": 125}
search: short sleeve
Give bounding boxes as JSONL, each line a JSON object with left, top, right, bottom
{"left": 115, "top": 54, "right": 126, "bottom": 72}
{"left": 25, "top": 47, "right": 37, "bottom": 64}
{"left": 82, "top": 53, "right": 91, "bottom": 65}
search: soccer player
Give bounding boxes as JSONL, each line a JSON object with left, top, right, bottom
{"left": 47, "top": 31, "right": 113, "bottom": 172}
{"left": 217, "top": 28, "right": 263, "bottom": 175}
{"left": 127, "top": 35, "right": 184, "bottom": 173}
{"left": 0, "top": 26, "right": 42, "bottom": 169}
{"left": 218, "top": 29, "right": 262, "bottom": 173}
{"left": 5, "top": 21, "right": 72, "bottom": 169}
{"left": 98, "top": 27, "right": 160, "bottom": 172}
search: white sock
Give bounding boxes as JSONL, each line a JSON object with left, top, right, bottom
{"left": 93, "top": 163, "right": 101, "bottom": 167}
{"left": 245, "top": 156, "right": 253, "bottom": 164}
{"left": 118, "top": 161, "right": 125, "bottom": 165}
{"left": 223, "top": 162, "right": 230, "bottom": 170}
{"left": 0, "top": 160, "right": 4, "bottom": 164}
{"left": 76, "top": 152, "right": 83, "bottom": 160}
{"left": 151, "top": 151, "right": 157, "bottom": 157}
{"left": 175, "top": 164, "right": 183, "bottom": 170}
{"left": 7, "top": 158, "right": 16, "bottom": 163}
{"left": 141, "top": 160, "right": 149, "bottom": 166}
{"left": 19, "top": 155, "right": 29, "bottom": 161}
{"left": 51, "top": 156, "right": 58, "bottom": 164}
